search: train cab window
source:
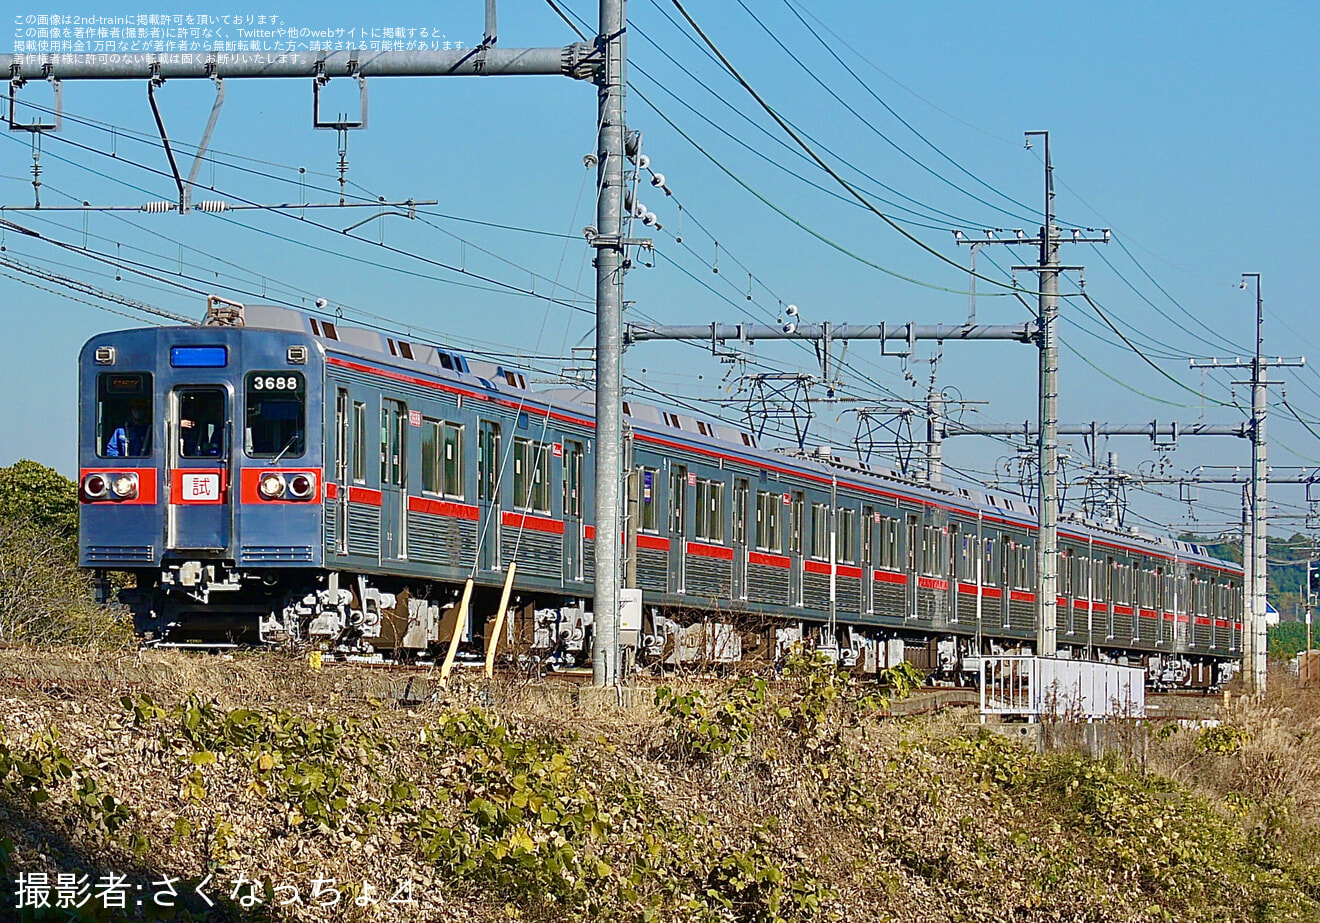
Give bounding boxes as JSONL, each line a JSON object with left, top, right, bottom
{"left": 177, "top": 388, "right": 227, "bottom": 458}
{"left": 245, "top": 372, "right": 305, "bottom": 458}
{"left": 97, "top": 373, "right": 153, "bottom": 458}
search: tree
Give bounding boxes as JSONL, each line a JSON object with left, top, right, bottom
{"left": 0, "top": 460, "right": 78, "bottom": 535}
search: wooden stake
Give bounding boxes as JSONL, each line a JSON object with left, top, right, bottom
{"left": 484, "top": 562, "right": 518, "bottom": 679}
{"left": 440, "top": 577, "right": 475, "bottom": 683}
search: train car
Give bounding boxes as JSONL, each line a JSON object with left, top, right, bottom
{"left": 78, "top": 299, "right": 1242, "bottom": 686}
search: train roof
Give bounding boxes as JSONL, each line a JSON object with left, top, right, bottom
{"left": 118, "top": 303, "right": 1238, "bottom": 572}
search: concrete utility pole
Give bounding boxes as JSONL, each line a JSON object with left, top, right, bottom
{"left": 590, "top": 0, "right": 627, "bottom": 687}
{"left": 1191, "top": 273, "right": 1305, "bottom": 694}
{"left": 3, "top": 7, "right": 638, "bottom": 688}
{"left": 955, "top": 131, "right": 1108, "bottom": 658}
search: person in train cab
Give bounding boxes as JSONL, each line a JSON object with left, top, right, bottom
{"left": 180, "top": 394, "right": 224, "bottom": 457}
{"left": 105, "top": 399, "right": 151, "bottom": 457}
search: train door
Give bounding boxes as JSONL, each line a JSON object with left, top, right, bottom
{"left": 789, "top": 491, "right": 805, "bottom": 608}
{"left": 166, "top": 386, "right": 231, "bottom": 553}
{"left": 477, "top": 419, "right": 502, "bottom": 572}
{"left": 670, "top": 463, "right": 687, "bottom": 593}
{"left": 563, "top": 440, "right": 584, "bottom": 583}
{"left": 905, "top": 514, "right": 919, "bottom": 619}
{"left": 732, "top": 478, "right": 749, "bottom": 600}
{"left": 945, "top": 524, "right": 959, "bottom": 623}
{"left": 1105, "top": 556, "right": 1116, "bottom": 639}
{"left": 379, "top": 399, "right": 408, "bottom": 560}
{"left": 333, "top": 388, "right": 350, "bottom": 555}
{"left": 861, "top": 505, "right": 875, "bottom": 615}
{"left": 1000, "top": 534, "right": 1012, "bottom": 629}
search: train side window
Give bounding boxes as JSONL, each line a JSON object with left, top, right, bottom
{"left": 879, "top": 517, "right": 900, "bottom": 571}
{"left": 513, "top": 438, "right": 551, "bottom": 513}
{"left": 245, "top": 372, "right": 305, "bottom": 458}
{"left": 837, "top": 508, "right": 856, "bottom": 564}
{"left": 422, "top": 419, "right": 438, "bottom": 492}
{"left": 422, "top": 419, "right": 465, "bottom": 499}
{"left": 982, "top": 537, "right": 996, "bottom": 586}
{"left": 639, "top": 467, "right": 659, "bottom": 532}
{"left": 97, "top": 372, "right": 154, "bottom": 458}
{"left": 755, "top": 490, "right": 782, "bottom": 552}
{"left": 351, "top": 402, "right": 367, "bottom": 483}
{"left": 809, "top": 503, "right": 829, "bottom": 559}
{"left": 695, "top": 478, "right": 724, "bottom": 543}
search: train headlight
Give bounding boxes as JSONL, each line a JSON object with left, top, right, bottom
{"left": 287, "top": 473, "right": 315, "bottom": 500}
{"left": 110, "top": 473, "right": 138, "bottom": 499}
{"left": 258, "top": 473, "right": 286, "bottom": 499}
{"left": 82, "top": 473, "right": 109, "bottom": 499}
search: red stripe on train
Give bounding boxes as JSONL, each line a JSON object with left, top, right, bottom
{"left": 501, "top": 511, "right": 565, "bottom": 535}
{"left": 804, "top": 560, "right": 863, "bottom": 579}
{"left": 687, "top": 541, "right": 735, "bottom": 561}
{"left": 409, "top": 496, "right": 479, "bottom": 520}
{"left": 348, "top": 486, "right": 382, "bottom": 506}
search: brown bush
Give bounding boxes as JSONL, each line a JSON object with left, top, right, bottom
{"left": 0, "top": 517, "right": 131, "bottom": 647}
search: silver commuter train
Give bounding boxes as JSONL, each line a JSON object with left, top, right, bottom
{"left": 78, "top": 299, "right": 1243, "bottom": 686}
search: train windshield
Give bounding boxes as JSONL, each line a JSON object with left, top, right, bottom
{"left": 245, "top": 371, "right": 306, "bottom": 458}
{"left": 98, "top": 372, "right": 153, "bottom": 458}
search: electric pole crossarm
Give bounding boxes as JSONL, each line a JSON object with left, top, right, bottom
{"left": 624, "top": 322, "right": 1034, "bottom": 344}
{"left": 946, "top": 422, "right": 1250, "bottom": 438}
{"left": 1191, "top": 358, "right": 1305, "bottom": 369}
{"left": 1, "top": 47, "right": 597, "bottom": 80}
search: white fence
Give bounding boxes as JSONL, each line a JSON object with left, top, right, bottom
{"left": 979, "top": 656, "right": 1145, "bottom": 720}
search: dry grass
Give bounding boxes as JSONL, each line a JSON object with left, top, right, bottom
{"left": 1, "top": 650, "right": 1319, "bottom": 922}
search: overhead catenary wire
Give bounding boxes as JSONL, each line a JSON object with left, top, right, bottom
{"left": 664, "top": 0, "right": 1064, "bottom": 298}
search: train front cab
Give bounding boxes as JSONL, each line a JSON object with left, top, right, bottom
{"left": 79, "top": 324, "right": 324, "bottom": 641}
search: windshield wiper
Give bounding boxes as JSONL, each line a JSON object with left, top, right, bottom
{"left": 270, "top": 433, "right": 301, "bottom": 465}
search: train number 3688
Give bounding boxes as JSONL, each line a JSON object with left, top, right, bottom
{"left": 252, "top": 376, "right": 297, "bottom": 391}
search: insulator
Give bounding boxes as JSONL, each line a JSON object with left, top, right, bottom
{"left": 195, "top": 200, "right": 229, "bottom": 213}
{"left": 140, "top": 201, "right": 175, "bottom": 213}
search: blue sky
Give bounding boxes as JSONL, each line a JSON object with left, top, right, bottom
{"left": 3, "top": 0, "right": 1318, "bottom": 539}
